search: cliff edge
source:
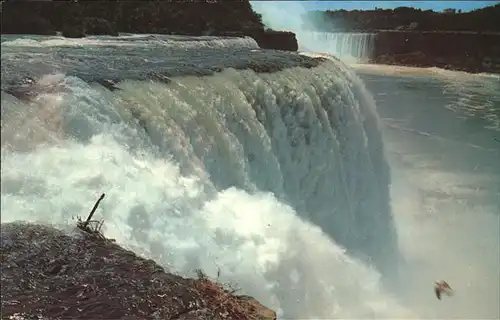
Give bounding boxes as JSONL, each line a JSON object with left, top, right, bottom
{"left": 0, "top": 221, "right": 276, "bottom": 320}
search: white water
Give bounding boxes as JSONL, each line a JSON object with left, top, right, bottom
{"left": 302, "top": 31, "right": 376, "bottom": 63}
{"left": 2, "top": 27, "right": 498, "bottom": 319}
{"left": 251, "top": 2, "right": 500, "bottom": 315}
{"left": 1, "top": 55, "right": 413, "bottom": 318}
{"left": 0, "top": 34, "right": 259, "bottom": 50}
{"left": 255, "top": 2, "right": 500, "bottom": 316}
{"left": 251, "top": 2, "right": 376, "bottom": 63}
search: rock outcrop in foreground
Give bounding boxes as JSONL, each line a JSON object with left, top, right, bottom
{"left": 0, "top": 222, "right": 276, "bottom": 320}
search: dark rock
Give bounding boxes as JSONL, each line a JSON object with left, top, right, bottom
{"left": 84, "top": 17, "right": 118, "bottom": 36}
{"left": 1, "top": 222, "right": 275, "bottom": 320}
{"left": 62, "top": 23, "right": 86, "bottom": 38}
{"left": 96, "top": 79, "right": 121, "bottom": 92}
{"left": 1, "top": 13, "right": 56, "bottom": 36}
{"left": 250, "top": 30, "right": 299, "bottom": 51}
{"left": 61, "top": 17, "right": 117, "bottom": 38}
{"left": 371, "top": 31, "right": 500, "bottom": 74}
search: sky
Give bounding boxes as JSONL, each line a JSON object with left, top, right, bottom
{"left": 276, "top": 1, "right": 499, "bottom": 13}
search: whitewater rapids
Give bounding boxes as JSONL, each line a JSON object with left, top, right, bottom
{"left": 1, "top": 34, "right": 411, "bottom": 318}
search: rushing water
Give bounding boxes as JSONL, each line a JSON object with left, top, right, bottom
{"left": 1, "top": 34, "right": 499, "bottom": 319}
{"left": 302, "top": 32, "right": 377, "bottom": 63}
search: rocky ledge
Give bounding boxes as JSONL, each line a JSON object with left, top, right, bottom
{"left": 0, "top": 221, "right": 276, "bottom": 320}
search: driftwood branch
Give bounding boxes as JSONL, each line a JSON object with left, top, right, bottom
{"left": 83, "top": 193, "right": 106, "bottom": 229}
{"left": 76, "top": 193, "right": 108, "bottom": 241}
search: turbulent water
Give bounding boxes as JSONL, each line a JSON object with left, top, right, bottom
{"left": 1, "top": 34, "right": 405, "bottom": 319}
{"left": 1, "top": 34, "right": 499, "bottom": 319}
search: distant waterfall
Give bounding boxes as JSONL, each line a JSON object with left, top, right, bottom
{"left": 301, "top": 32, "right": 377, "bottom": 63}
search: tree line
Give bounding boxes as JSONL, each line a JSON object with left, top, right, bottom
{"left": 1, "top": 0, "right": 265, "bottom": 36}
{"left": 302, "top": 4, "right": 500, "bottom": 32}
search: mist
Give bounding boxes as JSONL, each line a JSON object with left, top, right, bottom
{"left": 250, "top": 2, "right": 374, "bottom": 63}
{"left": 250, "top": 1, "right": 321, "bottom": 52}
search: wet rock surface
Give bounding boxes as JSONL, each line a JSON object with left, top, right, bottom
{"left": 0, "top": 222, "right": 276, "bottom": 320}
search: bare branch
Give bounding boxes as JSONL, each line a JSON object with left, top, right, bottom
{"left": 84, "top": 193, "right": 106, "bottom": 229}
